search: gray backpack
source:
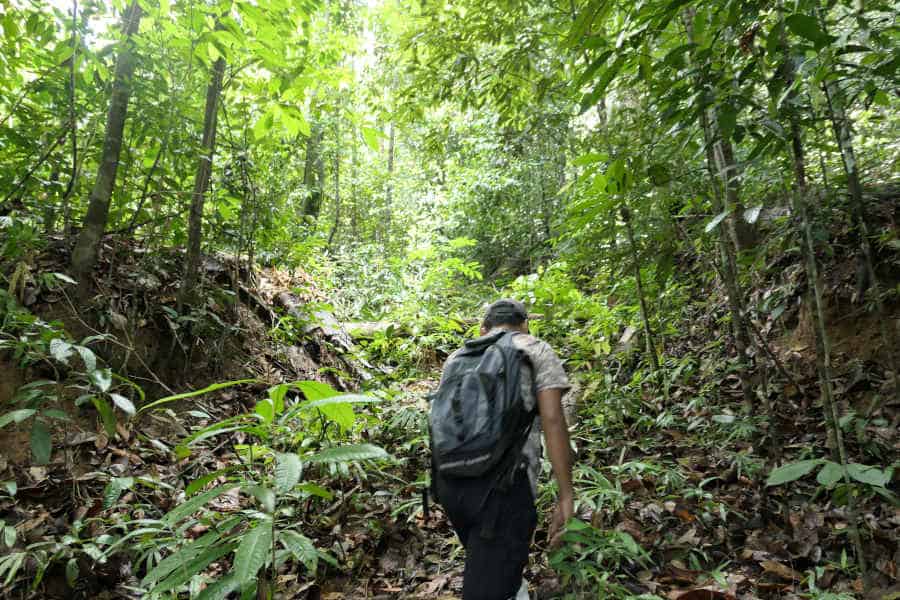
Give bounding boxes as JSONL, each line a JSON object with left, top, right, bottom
{"left": 428, "top": 330, "right": 535, "bottom": 485}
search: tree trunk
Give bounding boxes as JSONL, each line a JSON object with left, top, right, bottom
{"left": 70, "top": 1, "right": 142, "bottom": 281}
{"left": 792, "top": 145, "right": 869, "bottom": 582}
{"left": 823, "top": 82, "right": 900, "bottom": 409}
{"left": 60, "top": 0, "right": 78, "bottom": 218}
{"left": 44, "top": 164, "right": 60, "bottom": 234}
{"left": 302, "top": 124, "right": 324, "bottom": 220}
{"left": 384, "top": 122, "right": 395, "bottom": 248}
{"left": 713, "top": 136, "right": 756, "bottom": 250}
{"left": 350, "top": 126, "right": 359, "bottom": 241}
{"left": 179, "top": 55, "right": 226, "bottom": 304}
{"left": 620, "top": 206, "right": 661, "bottom": 375}
{"left": 328, "top": 121, "right": 341, "bottom": 248}
{"left": 683, "top": 10, "right": 755, "bottom": 411}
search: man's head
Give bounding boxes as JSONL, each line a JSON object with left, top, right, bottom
{"left": 481, "top": 298, "right": 528, "bottom": 335}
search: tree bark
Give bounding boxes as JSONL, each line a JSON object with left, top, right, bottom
{"left": 179, "top": 55, "right": 226, "bottom": 304}
{"left": 44, "top": 164, "right": 61, "bottom": 234}
{"left": 713, "top": 136, "right": 756, "bottom": 250}
{"left": 70, "top": 1, "right": 142, "bottom": 281}
{"left": 384, "top": 122, "right": 395, "bottom": 247}
{"left": 60, "top": 0, "right": 78, "bottom": 215}
{"left": 328, "top": 120, "right": 341, "bottom": 247}
{"left": 620, "top": 205, "right": 661, "bottom": 375}
{"left": 350, "top": 126, "right": 359, "bottom": 241}
{"left": 302, "top": 123, "right": 324, "bottom": 220}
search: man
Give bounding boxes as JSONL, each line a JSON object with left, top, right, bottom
{"left": 433, "top": 299, "right": 574, "bottom": 600}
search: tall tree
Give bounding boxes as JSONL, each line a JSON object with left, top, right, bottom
{"left": 179, "top": 55, "right": 227, "bottom": 303}
{"left": 70, "top": 2, "right": 142, "bottom": 281}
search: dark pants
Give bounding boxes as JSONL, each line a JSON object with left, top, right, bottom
{"left": 437, "top": 470, "right": 537, "bottom": 600}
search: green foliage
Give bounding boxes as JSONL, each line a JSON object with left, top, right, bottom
{"left": 767, "top": 458, "right": 897, "bottom": 507}
{"left": 0, "top": 290, "right": 135, "bottom": 464}
{"left": 131, "top": 380, "right": 391, "bottom": 597}
{"left": 550, "top": 520, "right": 653, "bottom": 597}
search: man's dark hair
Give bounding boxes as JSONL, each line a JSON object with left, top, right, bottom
{"left": 482, "top": 299, "right": 528, "bottom": 330}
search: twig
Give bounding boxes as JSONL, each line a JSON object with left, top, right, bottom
{"left": 60, "top": 288, "right": 175, "bottom": 394}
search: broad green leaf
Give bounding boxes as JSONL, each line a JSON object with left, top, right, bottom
{"left": 280, "top": 107, "right": 311, "bottom": 138}
{"left": 2, "top": 481, "right": 16, "bottom": 496}
{"left": 576, "top": 49, "right": 613, "bottom": 87}
{"left": 90, "top": 369, "right": 113, "bottom": 393}
{"left": 142, "top": 528, "right": 226, "bottom": 586}
{"left": 817, "top": 461, "right": 842, "bottom": 486}
{"left": 705, "top": 210, "right": 729, "bottom": 233}
{"left": 75, "top": 346, "right": 97, "bottom": 373}
{"left": 51, "top": 272, "right": 77, "bottom": 285}
{"left": 0, "top": 409, "right": 37, "bottom": 429}
{"left": 103, "top": 477, "right": 135, "bottom": 508}
{"left": 573, "top": 152, "right": 607, "bottom": 167}
{"left": 743, "top": 205, "right": 763, "bottom": 224}
{"left": 317, "top": 402, "right": 355, "bottom": 431}
{"left": 301, "top": 393, "right": 379, "bottom": 409}
{"left": 49, "top": 338, "right": 74, "bottom": 364}
{"left": 161, "top": 485, "right": 240, "bottom": 526}
{"left": 785, "top": 14, "right": 832, "bottom": 48}
{"left": 279, "top": 529, "right": 317, "bottom": 572}
{"left": 255, "top": 398, "right": 274, "bottom": 424}
{"left": 109, "top": 393, "right": 135, "bottom": 417}
{"left": 718, "top": 104, "right": 737, "bottom": 139}
{"left": 151, "top": 542, "right": 236, "bottom": 594}
{"left": 846, "top": 463, "right": 889, "bottom": 487}
{"left": 579, "top": 55, "right": 626, "bottom": 114}
{"left": 140, "top": 379, "right": 257, "bottom": 413}
{"left": 275, "top": 452, "right": 301, "bottom": 493}
{"left": 253, "top": 111, "right": 275, "bottom": 141}
{"left": 3, "top": 526, "right": 15, "bottom": 548}
{"left": 92, "top": 397, "right": 117, "bottom": 437}
{"left": 42, "top": 409, "right": 70, "bottom": 421}
{"left": 65, "top": 558, "right": 78, "bottom": 588}
{"left": 185, "top": 467, "right": 239, "bottom": 497}
{"left": 295, "top": 483, "right": 333, "bottom": 500}
{"left": 246, "top": 485, "right": 275, "bottom": 513}
{"left": 234, "top": 520, "right": 273, "bottom": 585}
{"left": 0, "top": 552, "right": 26, "bottom": 587}
{"left": 268, "top": 384, "right": 289, "bottom": 414}
{"left": 30, "top": 421, "right": 52, "bottom": 465}
{"left": 361, "top": 127, "right": 381, "bottom": 151}
{"left": 195, "top": 573, "right": 239, "bottom": 600}
{"left": 305, "top": 443, "right": 391, "bottom": 464}
{"left": 766, "top": 459, "right": 823, "bottom": 486}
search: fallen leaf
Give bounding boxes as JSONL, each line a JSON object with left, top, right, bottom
{"left": 419, "top": 574, "right": 450, "bottom": 595}
{"left": 669, "top": 588, "right": 736, "bottom": 600}
{"left": 760, "top": 559, "right": 802, "bottom": 581}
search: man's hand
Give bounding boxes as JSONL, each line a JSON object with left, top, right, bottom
{"left": 549, "top": 493, "right": 574, "bottom": 547}
{"left": 537, "top": 387, "right": 575, "bottom": 548}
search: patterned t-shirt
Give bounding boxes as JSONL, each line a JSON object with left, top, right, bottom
{"left": 440, "top": 328, "right": 571, "bottom": 495}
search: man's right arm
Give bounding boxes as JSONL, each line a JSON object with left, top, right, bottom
{"left": 537, "top": 387, "right": 574, "bottom": 546}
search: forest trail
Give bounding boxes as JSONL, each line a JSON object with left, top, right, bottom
{"left": 0, "top": 235, "right": 897, "bottom": 600}
{"left": 3, "top": 0, "right": 900, "bottom": 595}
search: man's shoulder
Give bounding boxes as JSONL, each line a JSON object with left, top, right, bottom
{"left": 511, "top": 332, "right": 556, "bottom": 356}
